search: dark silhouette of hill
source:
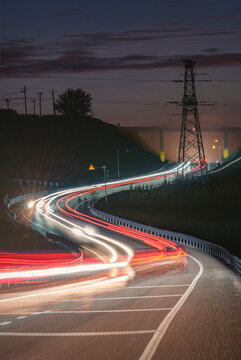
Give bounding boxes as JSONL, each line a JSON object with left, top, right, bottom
{"left": 0, "top": 109, "right": 165, "bottom": 251}
{"left": 0, "top": 110, "right": 164, "bottom": 186}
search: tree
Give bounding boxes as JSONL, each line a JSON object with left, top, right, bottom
{"left": 55, "top": 88, "right": 92, "bottom": 117}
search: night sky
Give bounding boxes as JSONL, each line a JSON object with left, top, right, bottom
{"left": 1, "top": 0, "right": 241, "bottom": 140}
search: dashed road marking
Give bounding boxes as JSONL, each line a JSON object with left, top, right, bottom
{"left": 0, "top": 330, "right": 156, "bottom": 336}
{"left": 45, "top": 294, "right": 183, "bottom": 302}
{"left": 0, "top": 308, "right": 172, "bottom": 315}
{"left": 0, "top": 322, "right": 12, "bottom": 326}
{"left": 47, "top": 308, "right": 173, "bottom": 313}
{"left": 0, "top": 293, "right": 183, "bottom": 304}
{"left": 16, "top": 316, "right": 27, "bottom": 319}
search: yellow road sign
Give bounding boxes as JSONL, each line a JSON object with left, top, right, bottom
{"left": 89, "top": 164, "right": 95, "bottom": 170}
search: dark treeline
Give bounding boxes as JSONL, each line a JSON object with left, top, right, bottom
{"left": 97, "top": 166, "right": 241, "bottom": 257}
{"left": 0, "top": 109, "right": 162, "bottom": 185}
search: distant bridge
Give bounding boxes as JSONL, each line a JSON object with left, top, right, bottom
{"left": 120, "top": 126, "right": 241, "bottom": 162}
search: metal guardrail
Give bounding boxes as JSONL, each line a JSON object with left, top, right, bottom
{"left": 90, "top": 206, "right": 241, "bottom": 277}
{"left": 5, "top": 192, "right": 48, "bottom": 220}
{"left": 5, "top": 188, "right": 240, "bottom": 278}
{"left": 7, "top": 193, "right": 36, "bottom": 208}
{"left": 5, "top": 177, "right": 59, "bottom": 188}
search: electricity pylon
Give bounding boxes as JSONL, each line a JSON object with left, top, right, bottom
{"left": 178, "top": 59, "right": 206, "bottom": 170}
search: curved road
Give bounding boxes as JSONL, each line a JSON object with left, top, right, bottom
{"left": 0, "top": 164, "right": 240, "bottom": 359}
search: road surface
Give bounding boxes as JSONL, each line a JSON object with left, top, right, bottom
{"left": 0, "top": 250, "right": 240, "bottom": 359}
{"left": 1, "top": 163, "right": 240, "bottom": 359}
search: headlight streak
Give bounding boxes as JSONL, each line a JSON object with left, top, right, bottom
{"left": 36, "top": 203, "right": 120, "bottom": 265}
{"left": 42, "top": 162, "right": 188, "bottom": 265}
{"left": 27, "top": 201, "right": 35, "bottom": 209}
{"left": 2, "top": 162, "right": 189, "bottom": 284}
{"left": 96, "top": 234, "right": 134, "bottom": 264}
{"left": 0, "top": 261, "right": 128, "bottom": 281}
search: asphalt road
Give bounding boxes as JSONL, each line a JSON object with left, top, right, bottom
{"left": 1, "top": 165, "right": 240, "bottom": 359}
{"left": 0, "top": 249, "right": 240, "bottom": 360}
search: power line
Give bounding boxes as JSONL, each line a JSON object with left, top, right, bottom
{"left": 49, "top": 75, "right": 241, "bottom": 83}
{"left": 37, "top": 92, "right": 43, "bottom": 117}
{"left": 20, "top": 86, "right": 28, "bottom": 115}
{"left": 4, "top": 98, "right": 10, "bottom": 110}
{"left": 94, "top": 99, "right": 241, "bottom": 106}
{"left": 50, "top": 89, "right": 56, "bottom": 115}
{"left": 33, "top": 99, "right": 36, "bottom": 115}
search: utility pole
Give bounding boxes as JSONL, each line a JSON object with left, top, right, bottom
{"left": 178, "top": 59, "right": 206, "bottom": 171}
{"left": 50, "top": 89, "right": 56, "bottom": 115}
{"left": 21, "top": 86, "right": 28, "bottom": 115}
{"left": 37, "top": 92, "right": 43, "bottom": 117}
{"left": 103, "top": 165, "right": 107, "bottom": 204}
{"left": 116, "top": 148, "right": 129, "bottom": 178}
{"left": 4, "top": 98, "right": 10, "bottom": 110}
{"left": 33, "top": 99, "right": 36, "bottom": 115}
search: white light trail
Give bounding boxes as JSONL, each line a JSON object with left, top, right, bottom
{"left": 3, "top": 162, "right": 189, "bottom": 282}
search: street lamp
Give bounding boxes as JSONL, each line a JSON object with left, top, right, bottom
{"left": 212, "top": 139, "right": 223, "bottom": 164}
{"left": 117, "top": 148, "right": 129, "bottom": 178}
{"left": 89, "top": 164, "right": 108, "bottom": 204}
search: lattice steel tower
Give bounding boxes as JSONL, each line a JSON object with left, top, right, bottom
{"left": 178, "top": 59, "right": 206, "bottom": 168}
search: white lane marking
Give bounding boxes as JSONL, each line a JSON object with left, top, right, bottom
{"left": 139, "top": 254, "right": 203, "bottom": 360}
{"left": 48, "top": 308, "right": 173, "bottom": 313}
{"left": 0, "top": 292, "right": 182, "bottom": 304}
{"left": 0, "top": 275, "right": 128, "bottom": 303}
{"left": 41, "top": 294, "right": 183, "bottom": 302}
{"left": 0, "top": 313, "right": 42, "bottom": 315}
{"left": 0, "top": 330, "right": 156, "bottom": 336}
{"left": 0, "top": 322, "right": 12, "bottom": 326}
{"left": 0, "top": 308, "right": 172, "bottom": 315}
{"left": 0, "top": 284, "right": 189, "bottom": 307}
{"left": 16, "top": 316, "right": 27, "bottom": 319}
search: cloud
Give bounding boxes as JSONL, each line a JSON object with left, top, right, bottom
{"left": 194, "top": 31, "right": 236, "bottom": 37}
{"left": 202, "top": 48, "right": 221, "bottom": 53}
{"left": 0, "top": 38, "right": 46, "bottom": 65}
{"left": 62, "top": 26, "right": 192, "bottom": 46}
{"left": 61, "top": 28, "right": 238, "bottom": 50}
{"left": 1, "top": 28, "right": 240, "bottom": 79}
{"left": 1, "top": 49, "right": 241, "bottom": 79}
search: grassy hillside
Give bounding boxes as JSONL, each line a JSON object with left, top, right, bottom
{"left": 97, "top": 165, "right": 241, "bottom": 257}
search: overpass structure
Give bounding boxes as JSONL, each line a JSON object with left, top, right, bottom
{"left": 120, "top": 126, "right": 241, "bottom": 161}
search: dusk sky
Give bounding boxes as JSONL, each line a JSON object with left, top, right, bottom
{"left": 1, "top": 0, "right": 241, "bottom": 132}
